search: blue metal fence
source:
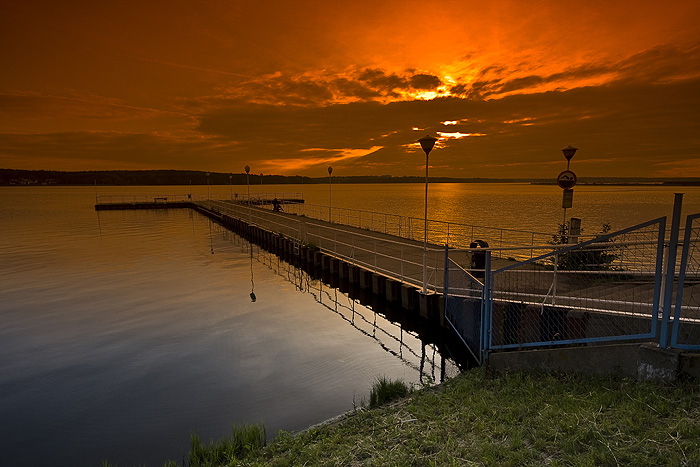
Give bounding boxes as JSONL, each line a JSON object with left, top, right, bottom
{"left": 444, "top": 216, "right": 671, "bottom": 361}
{"left": 487, "top": 217, "right": 667, "bottom": 352}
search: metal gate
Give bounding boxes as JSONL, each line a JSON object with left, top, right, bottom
{"left": 443, "top": 247, "right": 491, "bottom": 364}
{"left": 487, "top": 217, "right": 666, "bottom": 351}
{"left": 671, "top": 213, "right": 700, "bottom": 350}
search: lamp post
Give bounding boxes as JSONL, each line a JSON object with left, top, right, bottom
{"left": 206, "top": 172, "right": 210, "bottom": 200}
{"left": 418, "top": 135, "right": 438, "bottom": 295}
{"left": 229, "top": 173, "right": 232, "bottom": 200}
{"left": 328, "top": 166, "right": 333, "bottom": 222}
{"left": 245, "top": 165, "right": 251, "bottom": 223}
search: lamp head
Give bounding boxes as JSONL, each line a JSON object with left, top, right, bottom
{"left": 418, "top": 135, "right": 438, "bottom": 155}
{"left": 245, "top": 165, "right": 250, "bottom": 174}
{"left": 328, "top": 166, "right": 333, "bottom": 175}
{"left": 561, "top": 145, "right": 578, "bottom": 161}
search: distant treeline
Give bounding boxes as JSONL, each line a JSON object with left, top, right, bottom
{"left": 2, "top": 168, "right": 700, "bottom": 186}
{"left": 0, "top": 169, "right": 530, "bottom": 186}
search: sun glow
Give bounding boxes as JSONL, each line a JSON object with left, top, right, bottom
{"left": 261, "top": 146, "right": 384, "bottom": 173}
{"left": 437, "top": 131, "right": 485, "bottom": 139}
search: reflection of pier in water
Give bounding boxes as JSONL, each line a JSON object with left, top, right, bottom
{"left": 215, "top": 223, "right": 467, "bottom": 384}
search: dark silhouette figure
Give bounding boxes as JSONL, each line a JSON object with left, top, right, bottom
{"left": 272, "top": 198, "right": 282, "bottom": 212}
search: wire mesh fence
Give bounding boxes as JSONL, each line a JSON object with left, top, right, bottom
{"left": 488, "top": 218, "right": 666, "bottom": 349}
{"left": 671, "top": 213, "right": 700, "bottom": 350}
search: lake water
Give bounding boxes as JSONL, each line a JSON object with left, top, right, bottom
{"left": 2, "top": 183, "right": 700, "bottom": 466}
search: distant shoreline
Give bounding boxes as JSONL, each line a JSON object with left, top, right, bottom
{"left": 2, "top": 168, "right": 699, "bottom": 187}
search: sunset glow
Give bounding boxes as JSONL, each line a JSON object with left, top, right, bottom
{"left": 1, "top": 0, "right": 699, "bottom": 178}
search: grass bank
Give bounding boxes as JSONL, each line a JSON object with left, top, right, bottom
{"left": 158, "top": 368, "right": 699, "bottom": 466}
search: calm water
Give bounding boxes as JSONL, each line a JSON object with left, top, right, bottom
{"left": 2, "top": 183, "right": 700, "bottom": 466}
{"left": 0, "top": 187, "right": 457, "bottom": 467}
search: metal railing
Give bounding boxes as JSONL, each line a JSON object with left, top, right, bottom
{"left": 95, "top": 192, "right": 303, "bottom": 205}
{"left": 96, "top": 194, "right": 196, "bottom": 204}
{"left": 281, "top": 201, "right": 593, "bottom": 255}
{"left": 200, "top": 200, "right": 445, "bottom": 292}
{"left": 97, "top": 193, "right": 587, "bottom": 262}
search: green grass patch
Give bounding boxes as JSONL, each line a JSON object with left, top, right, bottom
{"left": 230, "top": 369, "right": 698, "bottom": 466}
{"left": 124, "top": 369, "right": 699, "bottom": 466}
{"left": 369, "top": 376, "right": 410, "bottom": 408}
{"left": 187, "top": 422, "right": 266, "bottom": 467}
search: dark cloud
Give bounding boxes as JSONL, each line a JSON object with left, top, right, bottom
{"left": 219, "top": 67, "right": 445, "bottom": 106}
{"left": 409, "top": 73, "right": 442, "bottom": 90}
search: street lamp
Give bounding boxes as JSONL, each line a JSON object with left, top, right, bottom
{"left": 206, "top": 172, "right": 210, "bottom": 200}
{"left": 229, "top": 173, "right": 232, "bottom": 200}
{"left": 417, "top": 134, "right": 438, "bottom": 295}
{"left": 260, "top": 173, "right": 263, "bottom": 197}
{"left": 328, "top": 166, "right": 333, "bottom": 222}
{"left": 245, "top": 165, "right": 251, "bottom": 223}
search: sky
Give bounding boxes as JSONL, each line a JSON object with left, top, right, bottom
{"left": 1, "top": 0, "right": 700, "bottom": 178}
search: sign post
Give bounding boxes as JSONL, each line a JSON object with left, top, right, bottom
{"left": 557, "top": 146, "right": 578, "bottom": 236}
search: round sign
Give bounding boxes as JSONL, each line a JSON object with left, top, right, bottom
{"left": 556, "top": 170, "right": 577, "bottom": 189}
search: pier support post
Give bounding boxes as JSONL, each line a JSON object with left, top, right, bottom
{"left": 372, "top": 274, "right": 386, "bottom": 296}
{"left": 359, "top": 270, "right": 373, "bottom": 290}
{"left": 401, "top": 285, "right": 418, "bottom": 313}
{"left": 385, "top": 279, "right": 402, "bottom": 305}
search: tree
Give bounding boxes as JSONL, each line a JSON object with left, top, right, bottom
{"left": 550, "top": 222, "right": 619, "bottom": 270}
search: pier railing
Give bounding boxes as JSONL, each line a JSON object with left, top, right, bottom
{"left": 95, "top": 192, "right": 304, "bottom": 205}
{"left": 278, "top": 201, "right": 595, "bottom": 258}
{"left": 202, "top": 199, "right": 446, "bottom": 292}
{"left": 96, "top": 193, "right": 575, "bottom": 260}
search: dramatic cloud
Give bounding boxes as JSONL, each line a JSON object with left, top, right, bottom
{"left": 1, "top": 0, "right": 699, "bottom": 177}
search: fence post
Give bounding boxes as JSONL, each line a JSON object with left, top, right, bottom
{"left": 481, "top": 251, "right": 492, "bottom": 364}
{"left": 552, "top": 254, "right": 558, "bottom": 305}
{"left": 443, "top": 244, "right": 449, "bottom": 305}
{"left": 374, "top": 239, "right": 377, "bottom": 273}
{"left": 671, "top": 214, "right": 694, "bottom": 347}
{"left": 660, "top": 193, "right": 683, "bottom": 348}
{"left": 400, "top": 245, "right": 404, "bottom": 283}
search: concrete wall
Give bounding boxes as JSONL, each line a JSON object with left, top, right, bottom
{"left": 488, "top": 342, "right": 700, "bottom": 381}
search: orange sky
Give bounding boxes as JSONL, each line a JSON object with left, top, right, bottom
{"left": 1, "top": 0, "right": 700, "bottom": 178}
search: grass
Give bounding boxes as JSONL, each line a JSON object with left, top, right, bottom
{"left": 115, "top": 369, "right": 700, "bottom": 466}
{"left": 368, "top": 376, "right": 411, "bottom": 408}
{"left": 187, "top": 423, "right": 266, "bottom": 467}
